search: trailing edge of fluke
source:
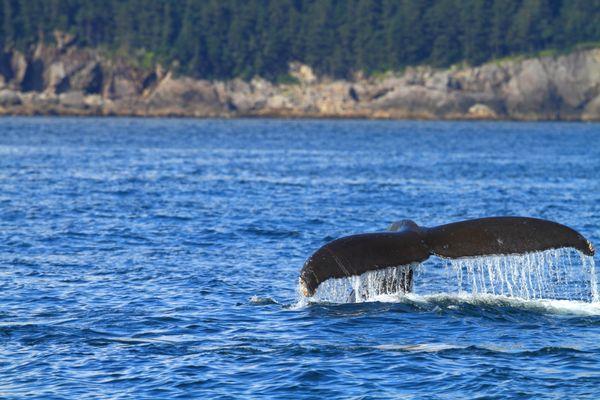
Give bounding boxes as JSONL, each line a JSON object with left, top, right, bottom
{"left": 299, "top": 217, "right": 595, "bottom": 297}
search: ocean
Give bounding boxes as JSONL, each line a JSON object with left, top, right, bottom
{"left": 0, "top": 118, "right": 599, "bottom": 398}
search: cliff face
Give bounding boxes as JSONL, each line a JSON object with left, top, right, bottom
{"left": 0, "top": 37, "right": 599, "bottom": 120}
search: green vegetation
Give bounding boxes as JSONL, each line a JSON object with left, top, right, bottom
{"left": 1, "top": 0, "right": 599, "bottom": 80}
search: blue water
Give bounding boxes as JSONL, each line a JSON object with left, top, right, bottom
{"left": 0, "top": 118, "right": 599, "bottom": 399}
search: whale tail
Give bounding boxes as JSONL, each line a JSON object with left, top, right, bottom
{"left": 299, "top": 217, "right": 594, "bottom": 297}
{"left": 424, "top": 217, "right": 594, "bottom": 259}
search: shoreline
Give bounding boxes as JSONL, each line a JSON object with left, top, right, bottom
{"left": 1, "top": 113, "right": 599, "bottom": 123}
{"left": 1, "top": 45, "right": 599, "bottom": 122}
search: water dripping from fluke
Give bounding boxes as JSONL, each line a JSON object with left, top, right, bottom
{"left": 298, "top": 249, "right": 597, "bottom": 305}
{"left": 444, "top": 248, "right": 597, "bottom": 303}
{"left": 307, "top": 264, "right": 415, "bottom": 304}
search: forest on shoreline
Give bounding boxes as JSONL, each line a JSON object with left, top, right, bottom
{"left": 1, "top": 0, "right": 600, "bottom": 80}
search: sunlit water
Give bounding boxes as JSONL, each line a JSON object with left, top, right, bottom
{"left": 0, "top": 118, "right": 599, "bottom": 398}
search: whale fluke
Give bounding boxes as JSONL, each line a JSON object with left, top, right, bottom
{"left": 299, "top": 217, "right": 594, "bottom": 297}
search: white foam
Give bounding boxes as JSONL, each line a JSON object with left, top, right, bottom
{"left": 292, "top": 291, "right": 600, "bottom": 316}
{"left": 249, "top": 295, "right": 278, "bottom": 305}
{"left": 375, "top": 343, "right": 463, "bottom": 352}
{"left": 418, "top": 292, "right": 600, "bottom": 316}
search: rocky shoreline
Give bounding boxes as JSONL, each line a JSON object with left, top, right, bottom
{"left": 1, "top": 34, "right": 599, "bottom": 120}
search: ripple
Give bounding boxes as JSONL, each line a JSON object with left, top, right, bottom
{"left": 0, "top": 118, "right": 598, "bottom": 398}
{"left": 249, "top": 296, "right": 278, "bottom": 305}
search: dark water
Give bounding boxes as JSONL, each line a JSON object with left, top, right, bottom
{"left": 0, "top": 118, "right": 599, "bottom": 399}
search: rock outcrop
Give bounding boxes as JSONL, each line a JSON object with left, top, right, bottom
{"left": 0, "top": 35, "right": 599, "bottom": 120}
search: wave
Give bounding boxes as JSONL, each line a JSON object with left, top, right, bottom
{"left": 373, "top": 343, "right": 589, "bottom": 356}
{"left": 291, "top": 292, "right": 600, "bottom": 316}
{"left": 249, "top": 296, "right": 278, "bottom": 305}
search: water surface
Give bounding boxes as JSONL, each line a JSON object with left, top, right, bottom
{"left": 0, "top": 118, "right": 599, "bottom": 398}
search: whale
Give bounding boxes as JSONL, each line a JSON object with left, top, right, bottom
{"left": 299, "top": 217, "right": 595, "bottom": 297}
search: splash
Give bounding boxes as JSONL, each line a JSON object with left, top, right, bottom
{"left": 299, "top": 248, "right": 597, "bottom": 304}
{"left": 444, "top": 248, "right": 598, "bottom": 302}
{"left": 307, "top": 264, "right": 415, "bottom": 303}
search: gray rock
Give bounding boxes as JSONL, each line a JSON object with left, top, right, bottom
{"left": 110, "top": 77, "right": 139, "bottom": 99}
{"left": 583, "top": 94, "right": 600, "bottom": 121}
{"left": 503, "top": 59, "right": 555, "bottom": 118}
{"left": 70, "top": 62, "right": 103, "bottom": 94}
{"left": 0, "top": 89, "right": 22, "bottom": 106}
{"left": 47, "top": 62, "right": 68, "bottom": 92}
{"left": 146, "top": 74, "right": 222, "bottom": 114}
{"left": 468, "top": 103, "right": 498, "bottom": 119}
{"left": 10, "top": 51, "right": 28, "bottom": 87}
{"left": 0, "top": 39, "right": 598, "bottom": 120}
{"left": 59, "top": 91, "right": 87, "bottom": 109}
{"left": 551, "top": 51, "right": 600, "bottom": 110}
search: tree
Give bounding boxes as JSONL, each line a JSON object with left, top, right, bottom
{"left": 426, "top": 0, "right": 462, "bottom": 66}
{"left": 461, "top": 0, "right": 492, "bottom": 65}
{"left": 0, "top": 0, "right": 599, "bottom": 80}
